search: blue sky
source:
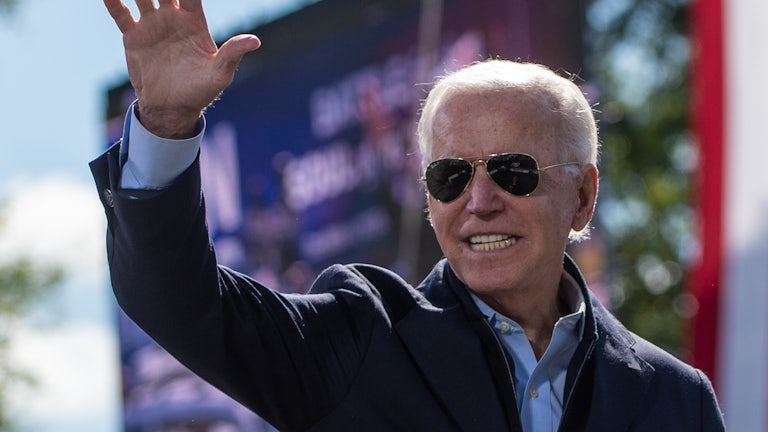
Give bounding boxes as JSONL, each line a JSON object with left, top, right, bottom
{"left": 0, "top": 1, "right": 307, "bottom": 430}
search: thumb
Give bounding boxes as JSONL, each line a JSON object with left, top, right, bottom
{"left": 216, "top": 34, "right": 262, "bottom": 75}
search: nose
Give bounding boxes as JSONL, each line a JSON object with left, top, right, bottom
{"left": 465, "top": 163, "right": 504, "bottom": 215}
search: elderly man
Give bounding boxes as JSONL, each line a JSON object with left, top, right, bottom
{"left": 93, "top": 0, "right": 725, "bottom": 430}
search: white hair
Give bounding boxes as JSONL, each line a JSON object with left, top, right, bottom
{"left": 417, "top": 59, "right": 599, "bottom": 170}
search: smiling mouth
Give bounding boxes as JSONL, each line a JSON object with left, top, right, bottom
{"left": 468, "top": 234, "right": 517, "bottom": 251}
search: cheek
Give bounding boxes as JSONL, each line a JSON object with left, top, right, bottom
{"left": 526, "top": 193, "right": 573, "bottom": 237}
{"left": 426, "top": 200, "right": 455, "bottom": 238}
{"left": 543, "top": 196, "right": 579, "bottom": 237}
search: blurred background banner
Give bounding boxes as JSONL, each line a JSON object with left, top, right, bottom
{"left": 104, "top": 0, "right": 587, "bottom": 429}
{"left": 691, "top": 0, "right": 768, "bottom": 430}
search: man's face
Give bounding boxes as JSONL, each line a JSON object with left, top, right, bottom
{"left": 426, "top": 89, "right": 596, "bottom": 301}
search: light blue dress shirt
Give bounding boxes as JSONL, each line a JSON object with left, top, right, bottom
{"left": 471, "top": 278, "right": 585, "bottom": 432}
{"left": 119, "top": 104, "right": 204, "bottom": 190}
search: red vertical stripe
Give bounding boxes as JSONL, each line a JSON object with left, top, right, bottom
{"left": 688, "top": 0, "right": 725, "bottom": 383}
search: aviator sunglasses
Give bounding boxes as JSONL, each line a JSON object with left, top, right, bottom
{"left": 424, "top": 153, "right": 580, "bottom": 202}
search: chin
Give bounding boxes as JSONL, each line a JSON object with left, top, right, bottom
{"left": 458, "top": 271, "right": 520, "bottom": 295}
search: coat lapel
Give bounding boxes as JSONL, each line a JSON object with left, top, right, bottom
{"left": 585, "top": 305, "right": 656, "bottom": 431}
{"left": 348, "top": 260, "right": 514, "bottom": 430}
{"left": 395, "top": 304, "right": 511, "bottom": 431}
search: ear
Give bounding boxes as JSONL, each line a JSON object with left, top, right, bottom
{"left": 571, "top": 164, "right": 599, "bottom": 231}
{"left": 425, "top": 194, "right": 435, "bottom": 227}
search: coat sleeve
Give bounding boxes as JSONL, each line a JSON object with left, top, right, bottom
{"left": 89, "top": 145, "right": 379, "bottom": 431}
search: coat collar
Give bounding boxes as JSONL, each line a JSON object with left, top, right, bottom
{"left": 562, "top": 255, "right": 657, "bottom": 430}
{"left": 584, "top": 295, "right": 655, "bottom": 431}
{"left": 396, "top": 255, "right": 656, "bottom": 432}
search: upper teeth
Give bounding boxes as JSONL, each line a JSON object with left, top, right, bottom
{"left": 469, "top": 234, "right": 516, "bottom": 251}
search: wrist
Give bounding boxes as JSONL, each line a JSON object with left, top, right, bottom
{"left": 136, "top": 104, "right": 202, "bottom": 139}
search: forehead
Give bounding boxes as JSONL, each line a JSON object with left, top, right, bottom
{"left": 431, "top": 89, "right": 559, "bottom": 159}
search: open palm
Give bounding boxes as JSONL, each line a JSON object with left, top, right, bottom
{"left": 104, "top": 0, "right": 261, "bottom": 137}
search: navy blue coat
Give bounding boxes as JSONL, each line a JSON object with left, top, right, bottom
{"left": 91, "top": 145, "right": 725, "bottom": 431}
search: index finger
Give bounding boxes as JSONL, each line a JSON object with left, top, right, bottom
{"left": 104, "top": 0, "right": 136, "bottom": 34}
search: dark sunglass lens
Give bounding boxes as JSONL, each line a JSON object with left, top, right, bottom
{"left": 426, "top": 159, "right": 473, "bottom": 201}
{"left": 486, "top": 154, "right": 540, "bottom": 196}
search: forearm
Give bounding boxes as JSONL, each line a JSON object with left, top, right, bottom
{"left": 93, "top": 107, "right": 281, "bottom": 379}
{"left": 92, "top": 144, "right": 219, "bottom": 335}
{"left": 92, "top": 148, "right": 295, "bottom": 419}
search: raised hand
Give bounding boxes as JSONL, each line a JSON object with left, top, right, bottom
{"left": 104, "top": 0, "right": 261, "bottom": 138}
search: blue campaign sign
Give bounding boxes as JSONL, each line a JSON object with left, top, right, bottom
{"left": 200, "top": 2, "right": 429, "bottom": 286}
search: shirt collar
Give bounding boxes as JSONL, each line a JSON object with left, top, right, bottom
{"left": 470, "top": 270, "right": 586, "bottom": 338}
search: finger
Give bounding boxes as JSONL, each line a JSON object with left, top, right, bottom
{"left": 216, "top": 34, "right": 262, "bottom": 74}
{"left": 135, "top": 0, "right": 156, "bottom": 15}
{"left": 157, "top": 0, "right": 176, "bottom": 7}
{"left": 218, "top": 34, "right": 262, "bottom": 61}
{"left": 103, "top": 0, "right": 136, "bottom": 33}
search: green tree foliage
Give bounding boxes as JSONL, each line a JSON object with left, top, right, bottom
{"left": 0, "top": 215, "right": 63, "bottom": 431}
{"left": 1, "top": 0, "right": 65, "bottom": 426}
{"left": 0, "top": 0, "right": 18, "bottom": 15}
{"left": 0, "top": 1, "right": 57, "bottom": 429}
{"left": 585, "top": 0, "right": 695, "bottom": 356}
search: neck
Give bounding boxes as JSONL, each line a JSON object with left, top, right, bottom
{"left": 477, "top": 276, "right": 574, "bottom": 360}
